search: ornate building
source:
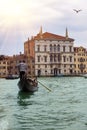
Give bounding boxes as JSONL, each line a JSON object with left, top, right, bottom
{"left": 24, "top": 27, "right": 74, "bottom": 76}
{"left": 74, "top": 46, "right": 87, "bottom": 74}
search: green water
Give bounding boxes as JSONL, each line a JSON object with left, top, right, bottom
{"left": 0, "top": 77, "right": 87, "bottom": 130}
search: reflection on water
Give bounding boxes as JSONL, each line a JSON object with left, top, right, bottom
{"left": 0, "top": 77, "right": 87, "bottom": 130}
{"left": 17, "top": 91, "right": 34, "bottom": 106}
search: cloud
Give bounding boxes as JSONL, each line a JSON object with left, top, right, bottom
{"left": 0, "top": 0, "right": 87, "bottom": 55}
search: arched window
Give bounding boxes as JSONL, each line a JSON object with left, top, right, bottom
{"left": 58, "top": 54, "right": 61, "bottom": 62}
{"left": 54, "top": 54, "right": 56, "bottom": 62}
{"left": 54, "top": 45, "right": 56, "bottom": 52}
{"left": 50, "top": 44, "right": 52, "bottom": 52}
{"left": 63, "top": 46, "right": 66, "bottom": 52}
{"left": 50, "top": 54, "right": 53, "bottom": 62}
{"left": 57, "top": 45, "right": 60, "bottom": 52}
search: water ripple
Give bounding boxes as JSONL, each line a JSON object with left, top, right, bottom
{"left": 0, "top": 77, "right": 87, "bottom": 130}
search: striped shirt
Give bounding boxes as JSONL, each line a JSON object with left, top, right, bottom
{"left": 18, "top": 62, "right": 27, "bottom": 72}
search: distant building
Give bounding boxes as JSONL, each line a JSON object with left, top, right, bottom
{"left": 24, "top": 27, "right": 75, "bottom": 76}
{"left": 0, "top": 54, "right": 28, "bottom": 78}
{"left": 74, "top": 46, "right": 87, "bottom": 74}
{"left": 7, "top": 54, "right": 28, "bottom": 76}
{"left": 24, "top": 37, "right": 35, "bottom": 77}
{"left": 0, "top": 55, "right": 8, "bottom": 78}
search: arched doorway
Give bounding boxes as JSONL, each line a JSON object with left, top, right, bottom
{"left": 38, "top": 69, "right": 41, "bottom": 77}
{"left": 54, "top": 68, "right": 57, "bottom": 76}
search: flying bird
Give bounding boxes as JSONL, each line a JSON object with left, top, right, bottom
{"left": 73, "top": 9, "right": 82, "bottom": 13}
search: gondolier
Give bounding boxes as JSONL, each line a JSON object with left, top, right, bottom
{"left": 17, "top": 60, "right": 27, "bottom": 80}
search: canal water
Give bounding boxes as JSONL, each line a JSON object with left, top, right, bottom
{"left": 0, "top": 77, "right": 87, "bottom": 130}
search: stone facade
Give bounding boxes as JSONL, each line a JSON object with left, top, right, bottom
{"left": 24, "top": 28, "right": 75, "bottom": 76}
{"left": 0, "top": 55, "right": 8, "bottom": 78}
{"left": 74, "top": 46, "right": 87, "bottom": 74}
{"left": 34, "top": 30, "right": 74, "bottom": 76}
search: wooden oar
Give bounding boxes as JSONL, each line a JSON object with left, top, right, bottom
{"left": 38, "top": 81, "right": 52, "bottom": 92}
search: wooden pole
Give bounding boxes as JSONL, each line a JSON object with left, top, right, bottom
{"left": 38, "top": 81, "right": 52, "bottom": 92}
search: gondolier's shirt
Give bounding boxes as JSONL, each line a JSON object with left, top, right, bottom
{"left": 18, "top": 62, "right": 27, "bottom": 72}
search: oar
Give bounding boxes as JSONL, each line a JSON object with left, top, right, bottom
{"left": 38, "top": 81, "right": 52, "bottom": 92}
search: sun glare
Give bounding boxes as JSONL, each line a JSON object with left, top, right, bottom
{"left": 0, "top": 0, "right": 23, "bottom": 15}
{"left": 0, "top": 0, "right": 26, "bottom": 25}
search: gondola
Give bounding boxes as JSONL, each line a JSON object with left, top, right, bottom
{"left": 17, "top": 77, "right": 38, "bottom": 92}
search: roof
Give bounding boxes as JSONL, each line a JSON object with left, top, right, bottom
{"left": 34, "top": 32, "right": 74, "bottom": 41}
{"left": 74, "top": 46, "right": 87, "bottom": 53}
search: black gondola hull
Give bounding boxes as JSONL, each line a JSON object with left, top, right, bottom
{"left": 18, "top": 78, "right": 38, "bottom": 92}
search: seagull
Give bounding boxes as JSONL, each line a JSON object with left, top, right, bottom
{"left": 73, "top": 9, "right": 82, "bottom": 13}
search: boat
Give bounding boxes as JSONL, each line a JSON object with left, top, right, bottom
{"left": 83, "top": 74, "right": 87, "bottom": 78}
{"left": 5, "top": 74, "right": 19, "bottom": 79}
{"left": 17, "top": 77, "right": 38, "bottom": 92}
{"left": 56, "top": 74, "right": 64, "bottom": 77}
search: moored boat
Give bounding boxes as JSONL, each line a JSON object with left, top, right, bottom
{"left": 17, "top": 77, "right": 38, "bottom": 92}
{"left": 83, "top": 74, "right": 87, "bottom": 78}
{"left": 5, "top": 74, "right": 19, "bottom": 79}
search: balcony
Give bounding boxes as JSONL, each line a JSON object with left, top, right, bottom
{"left": 79, "top": 64, "right": 85, "bottom": 70}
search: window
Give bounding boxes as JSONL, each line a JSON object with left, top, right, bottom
{"left": 70, "top": 64, "right": 72, "bottom": 67}
{"left": 54, "top": 45, "right": 56, "bottom": 52}
{"left": 50, "top": 65, "right": 53, "bottom": 68}
{"left": 70, "top": 56, "right": 72, "bottom": 62}
{"left": 64, "top": 70, "right": 66, "bottom": 72}
{"left": 45, "top": 65, "right": 47, "bottom": 68}
{"left": 54, "top": 55, "right": 56, "bottom": 62}
{"left": 58, "top": 54, "right": 61, "bottom": 62}
{"left": 37, "top": 56, "right": 40, "bottom": 62}
{"left": 63, "top": 56, "right": 66, "bottom": 62}
{"left": 64, "top": 64, "right": 66, "bottom": 67}
{"left": 50, "top": 44, "right": 52, "bottom": 52}
{"left": 37, "top": 45, "right": 40, "bottom": 51}
{"left": 50, "top": 55, "right": 53, "bottom": 62}
{"left": 63, "top": 46, "right": 66, "bottom": 52}
{"left": 44, "top": 56, "right": 47, "bottom": 62}
{"left": 38, "top": 65, "right": 40, "bottom": 68}
{"left": 69, "top": 46, "right": 72, "bottom": 52}
{"left": 57, "top": 45, "right": 60, "bottom": 52}
{"left": 44, "top": 45, "right": 47, "bottom": 52}
{"left": 3, "top": 61, "right": 6, "bottom": 64}
{"left": 51, "top": 69, "right": 53, "bottom": 74}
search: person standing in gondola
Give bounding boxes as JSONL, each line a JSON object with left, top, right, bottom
{"left": 17, "top": 60, "right": 27, "bottom": 80}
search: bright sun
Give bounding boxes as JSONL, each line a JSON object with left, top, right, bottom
{"left": 0, "top": 0, "right": 23, "bottom": 15}
{"left": 0, "top": 0, "right": 26, "bottom": 26}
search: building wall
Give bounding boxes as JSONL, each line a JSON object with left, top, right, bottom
{"left": 74, "top": 46, "right": 87, "bottom": 74}
{"left": 8, "top": 54, "right": 28, "bottom": 76}
{"left": 35, "top": 39, "right": 74, "bottom": 76}
{"left": 0, "top": 59, "right": 8, "bottom": 78}
{"left": 24, "top": 38, "right": 35, "bottom": 58}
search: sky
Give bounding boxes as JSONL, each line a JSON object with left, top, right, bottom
{"left": 0, "top": 0, "right": 87, "bottom": 56}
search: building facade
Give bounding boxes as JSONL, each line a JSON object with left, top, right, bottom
{"left": 0, "top": 54, "right": 30, "bottom": 78}
{"left": 7, "top": 54, "right": 28, "bottom": 76}
{"left": 34, "top": 28, "right": 75, "bottom": 76}
{"left": 24, "top": 28, "right": 75, "bottom": 76}
{"left": 0, "top": 55, "right": 8, "bottom": 78}
{"left": 24, "top": 38, "right": 35, "bottom": 77}
{"left": 74, "top": 46, "right": 87, "bottom": 74}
